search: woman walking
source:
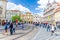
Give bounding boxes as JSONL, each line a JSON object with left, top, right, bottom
{"left": 4, "top": 24, "right": 8, "bottom": 35}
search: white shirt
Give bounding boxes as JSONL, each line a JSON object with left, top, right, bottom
{"left": 51, "top": 25, "right": 55, "bottom": 31}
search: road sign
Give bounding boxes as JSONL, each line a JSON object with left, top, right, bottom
{"left": 48, "top": 16, "right": 50, "bottom": 20}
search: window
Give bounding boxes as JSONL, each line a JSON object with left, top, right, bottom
{"left": 28, "top": 16, "right": 29, "bottom": 18}
{"left": 0, "top": 9, "right": 2, "bottom": 14}
{"left": 0, "top": 1, "right": 3, "bottom": 7}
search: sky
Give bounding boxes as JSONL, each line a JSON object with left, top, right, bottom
{"left": 7, "top": 0, "right": 60, "bottom": 16}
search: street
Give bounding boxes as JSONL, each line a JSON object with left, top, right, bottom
{"left": 31, "top": 25, "right": 60, "bottom": 40}
{"left": 0, "top": 24, "right": 60, "bottom": 40}
{"left": 0, "top": 24, "right": 35, "bottom": 40}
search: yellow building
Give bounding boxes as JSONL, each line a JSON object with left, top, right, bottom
{"left": 20, "top": 12, "right": 33, "bottom": 23}
{"left": 0, "top": 0, "right": 7, "bottom": 24}
{"left": 20, "top": 13, "right": 26, "bottom": 22}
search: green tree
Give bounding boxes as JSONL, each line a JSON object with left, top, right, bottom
{"left": 12, "top": 15, "right": 22, "bottom": 22}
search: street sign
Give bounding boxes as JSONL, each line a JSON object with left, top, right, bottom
{"left": 48, "top": 16, "right": 50, "bottom": 20}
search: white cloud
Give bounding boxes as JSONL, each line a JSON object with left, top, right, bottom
{"left": 55, "top": 0, "right": 60, "bottom": 2}
{"left": 38, "top": 0, "right": 48, "bottom": 6}
{"left": 35, "top": 6, "right": 45, "bottom": 10}
{"left": 7, "top": 2, "right": 30, "bottom": 12}
{"left": 35, "top": 0, "right": 48, "bottom": 10}
{"left": 36, "top": 0, "right": 60, "bottom": 10}
{"left": 34, "top": 12, "right": 44, "bottom": 17}
{"left": 35, "top": 0, "right": 60, "bottom": 16}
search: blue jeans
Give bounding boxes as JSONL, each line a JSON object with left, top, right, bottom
{"left": 13, "top": 28, "right": 15, "bottom": 32}
{"left": 47, "top": 28, "right": 50, "bottom": 32}
{"left": 10, "top": 28, "right": 13, "bottom": 35}
{"left": 22, "top": 25, "right": 24, "bottom": 30}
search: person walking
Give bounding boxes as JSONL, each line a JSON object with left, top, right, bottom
{"left": 47, "top": 24, "right": 50, "bottom": 32}
{"left": 22, "top": 22, "right": 24, "bottom": 30}
{"left": 9, "top": 23, "right": 13, "bottom": 35}
{"left": 16, "top": 19, "right": 18, "bottom": 27}
{"left": 13, "top": 24, "right": 16, "bottom": 33}
{"left": 4, "top": 24, "right": 8, "bottom": 35}
{"left": 51, "top": 24, "right": 55, "bottom": 36}
{"left": 54, "top": 25, "right": 57, "bottom": 31}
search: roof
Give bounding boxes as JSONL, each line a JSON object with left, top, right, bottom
{"left": 7, "top": 10, "right": 21, "bottom": 12}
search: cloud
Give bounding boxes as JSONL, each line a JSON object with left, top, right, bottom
{"left": 35, "top": 0, "right": 48, "bottom": 10}
{"left": 36, "top": 0, "right": 60, "bottom": 10}
{"left": 35, "top": 0, "right": 60, "bottom": 16}
{"left": 7, "top": 2, "right": 31, "bottom": 12}
{"left": 55, "top": 0, "right": 60, "bottom": 2}
{"left": 34, "top": 12, "right": 44, "bottom": 17}
{"left": 35, "top": 6, "right": 45, "bottom": 10}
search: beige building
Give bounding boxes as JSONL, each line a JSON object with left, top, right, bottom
{"left": 54, "top": 6, "right": 60, "bottom": 22}
{"left": 43, "top": 1, "right": 60, "bottom": 25}
{"left": 6, "top": 10, "right": 21, "bottom": 20}
{"left": 20, "top": 12, "right": 33, "bottom": 23}
{"left": 0, "top": 0, "right": 7, "bottom": 24}
{"left": 33, "top": 14, "right": 41, "bottom": 23}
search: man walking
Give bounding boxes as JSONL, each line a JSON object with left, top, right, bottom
{"left": 47, "top": 24, "right": 50, "bottom": 32}
{"left": 22, "top": 22, "right": 24, "bottom": 30}
{"left": 9, "top": 23, "right": 13, "bottom": 35}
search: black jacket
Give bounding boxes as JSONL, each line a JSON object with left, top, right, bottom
{"left": 10, "top": 23, "right": 13, "bottom": 29}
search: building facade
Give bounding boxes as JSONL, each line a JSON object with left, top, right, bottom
{"left": 0, "top": 0, "right": 7, "bottom": 19}
{"left": 0, "top": 0, "right": 7, "bottom": 24}
{"left": 43, "top": 1, "right": 60, "bottom": 25}
{"left": 33, "top": 14, "right": 41, "bottom": 23}
{"left": 54, "top": 5, "right": 60, "bottom": 23}
{"left": 6, "top": 10, "right": 21, "bottom": 20}
{"left": 20, "top": 12, "right": 33, "bottom": 23}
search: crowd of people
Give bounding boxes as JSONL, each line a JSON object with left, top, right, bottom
{"left": 33, "top": 22, "right": 57, "bottom": 36}
{"left": 1, "top": 20, "right": 58, "bottom": 36}
{"left": 4, "top": 20, "right": 15, "bottom": 35}
{"left": 3, "top": 20, "right": 24, "bottom": 35}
